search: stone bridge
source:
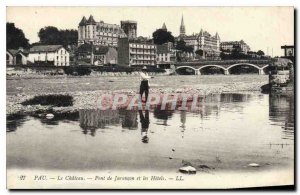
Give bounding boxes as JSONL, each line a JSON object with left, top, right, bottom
{"left": 175, "top": 60, "right": 272, "bottom": 75}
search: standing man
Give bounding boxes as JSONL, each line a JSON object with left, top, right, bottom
{"left": 140, "top": 66, "right": 151, "bottom": 103}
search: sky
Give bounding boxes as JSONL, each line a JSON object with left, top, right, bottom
{"left": 6, "top": 6, "right": 294, "bottom": 56}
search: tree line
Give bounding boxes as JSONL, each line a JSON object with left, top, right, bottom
{"left": 7, "top": 23, "right": 78, "bottom": 50}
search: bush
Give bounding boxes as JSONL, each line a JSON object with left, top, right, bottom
{"left": 63, "top": 66, "right": 91, "bottom": 76}
{"left": 21, "top": 94, "right": 73, "bottom": 107}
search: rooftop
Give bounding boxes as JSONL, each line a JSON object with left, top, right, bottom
{"left": 121, "top": 20, "right": 137, "bottom": 24}
{"left": 77, "top": 43, "right": 110, "bottom": 55}
{"left": 29, "top": 45, "right": 63, "bottom": 53}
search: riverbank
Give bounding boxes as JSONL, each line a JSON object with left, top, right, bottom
{"left": 6, "top": 75, "right": 269, "bottom": 115}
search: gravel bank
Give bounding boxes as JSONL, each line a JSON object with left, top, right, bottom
{"left": 7, "top": 75, "right": 269, "bottom": 115}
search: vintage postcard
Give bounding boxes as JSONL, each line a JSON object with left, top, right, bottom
{"left": 6, "top": 6, "right": 294, "bottom": 189}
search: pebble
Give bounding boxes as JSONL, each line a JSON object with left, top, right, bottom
{"left": 46, "top": 113, "right": 54, "bottom": 119}
{"left": 179, "top": 165, "right": 197, "bottom": 174}
{"left": 248, "top": 163, "right": 260, "bottom": 167}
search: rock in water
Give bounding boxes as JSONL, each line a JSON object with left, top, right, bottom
{"left": 46, "top": 113, "right": 54, "bottom": 119}
{"left": 248, "top": 163, "right": 260, "bottom": 167}
{"left": 179, "top": 166, "right": 196, "bottom": 174}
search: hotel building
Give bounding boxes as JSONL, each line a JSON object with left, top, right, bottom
{"left": 178, "top": 16, "right": 221, "bottom": 58}
{"left": 221, "top": 40, "right": 251, "bottom": 54}
{"left": 118, "top": 37, "right": 157, "bottom": 66}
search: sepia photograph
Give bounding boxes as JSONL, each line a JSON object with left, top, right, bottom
{"left": 6, "top": 6, "right": 295, "bottom": 189}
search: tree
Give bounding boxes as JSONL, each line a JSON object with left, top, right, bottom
{"left": 176, "top": 39, "right": 187, "bottom": 51}
{"left": 152, "top": 29, "right": 175, "bottom": 45}
{"left": 185, "top": 46, "right": 194, "bottom": 53}
{"left": 257, "top": 50, "right": 265, "bottom": 56}
{"left": 176, "top": 39, "right": 194, "bottom": 53}
{"left": 195, "top": 49, "right": 203, "bottom": 56}
{"left": 6, "top": 23, "right": 30, "bottom": 49}
{"left": 60, "top": 29, "right": 78, "bottom": 48}
{"left": 38, "top": 26, "right": 62, "bottom": 45}
{"left": 38, "top": 26, "right": 78, "bottom": 47}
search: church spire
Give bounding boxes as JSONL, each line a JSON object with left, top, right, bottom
{"left": 181, "top": 15, "right": 184, "bottom": 26}
{"left": 180, "top": 15, "right": 186, "bottom": 36}
{"left": 162, "top": 22, "right": 167, "bottom": 31}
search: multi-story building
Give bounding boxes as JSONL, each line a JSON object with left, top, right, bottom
{"left": 178, "top": 16, "right": 220, "bottom": 59}
{"left": 156, "top": 42, "right": 176, "bottom": 65}
{"left": 76, "top": 43, "right": 118, "bottom": 65}
{"left": 120, "top": 20, "right": 137, "bottom": 39}
{"left": 28, "top": 45, "right": 69, "bottom": 66}
{"left": 221, "top": 40, "right": 251, "bottom": 54}
{"left": 78, "top": 15, "right": 127, "bottom": 47}
{"left": 118, "top": 37, "right": 157, "bottom": 66}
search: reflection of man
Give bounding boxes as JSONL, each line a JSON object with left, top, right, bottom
{"left": 139, "top": 110, "right": 150, "bottom": 143}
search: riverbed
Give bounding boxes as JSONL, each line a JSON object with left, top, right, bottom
{"left": 6, "top": 75, "right": 294, "bottom": 188}
{"left": 6, "top": 75, "right": 268, "bottom": 114}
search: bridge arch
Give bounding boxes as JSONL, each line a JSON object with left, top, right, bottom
{"left": 199, "top": 65, "right": 227, "bottom": 70}
{"left": 227, "top": 63, "right": 261, "bottom": 75}
{"left": 175, "top": 66, "right": 198, "bottom": 75}
{"left": 227, "top": 63, "right": 261, "bottom": 70}
{"left": 261, "top": 64, "right": 270, "bottom": 69}
{"left": 199, "top": 65, "right": 226, "bottom": 75}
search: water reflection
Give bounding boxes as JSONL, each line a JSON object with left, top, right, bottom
{"left": 220, "top": 93, "right": 252, "bottom": 102}
{"left": 6, "top": 93, "right": 295, "bottom": 171}
{"left": 79, "top": 109, "right": 120, "bottom": 136}
{"left": 180, "top": 111, "right": 186, "bottom": 138}
{"left": 139, "top": 110, "right": 150, "bottom": 143}
{"left": 79, "top": 109, "right": 138, "bottom": 136}
{"left": 153, "top": 105, "right": 174, "bottom": 126}
{"left": 119, "top": 109, "right": 138, "bottom": 130}
{"left": 7, "top": 93, "right": 294, "bottom": 142}
{"left": 6, "top": 113, "right": 27, "bottom": 132}
{"left": 269, "top": 94, "right": 294, "bottom": 140}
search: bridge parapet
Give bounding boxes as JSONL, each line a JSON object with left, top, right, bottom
{"left": 175, "top": 59, "right": 272, "bottom": 68}
{"left": 175, "top": 59, "right": 272, "bottom": 75}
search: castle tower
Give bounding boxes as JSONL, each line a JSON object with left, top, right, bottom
{"left": 180, "top": 15, "right": 186, "bottom": 36}
{"left": 121, "top": 20, "right": 137, "bottom": 39}
{"left": 86, "top": 15, "right": 96, "bottom": 40}
{"left": 78, "top": 16, "right": 87, "bottom": 42}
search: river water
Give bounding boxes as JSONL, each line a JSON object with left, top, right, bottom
{"left": 7, "top": 93, "right": 294, "bottom": 173}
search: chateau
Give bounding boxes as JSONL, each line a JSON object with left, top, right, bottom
{"left": 78, "top": 15, "right": 127, "bottom": 47}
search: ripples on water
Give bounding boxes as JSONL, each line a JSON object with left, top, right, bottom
{"left": 6, "top": 93, "right": 294, "bottom": 171}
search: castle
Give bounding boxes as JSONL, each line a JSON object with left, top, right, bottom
{"left": 78, "top": 15, "right": 128, "bottom": 47}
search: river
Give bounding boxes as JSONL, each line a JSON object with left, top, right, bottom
{"left": 7, "top": 92, "right": 294, "bottom": 174}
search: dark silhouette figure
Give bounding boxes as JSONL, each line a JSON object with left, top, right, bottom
{"left": 139, "top": 110, "right": 150, "bottom": 143}
{"left": 140, "top": 67, "right": 150, "bottom": 102}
